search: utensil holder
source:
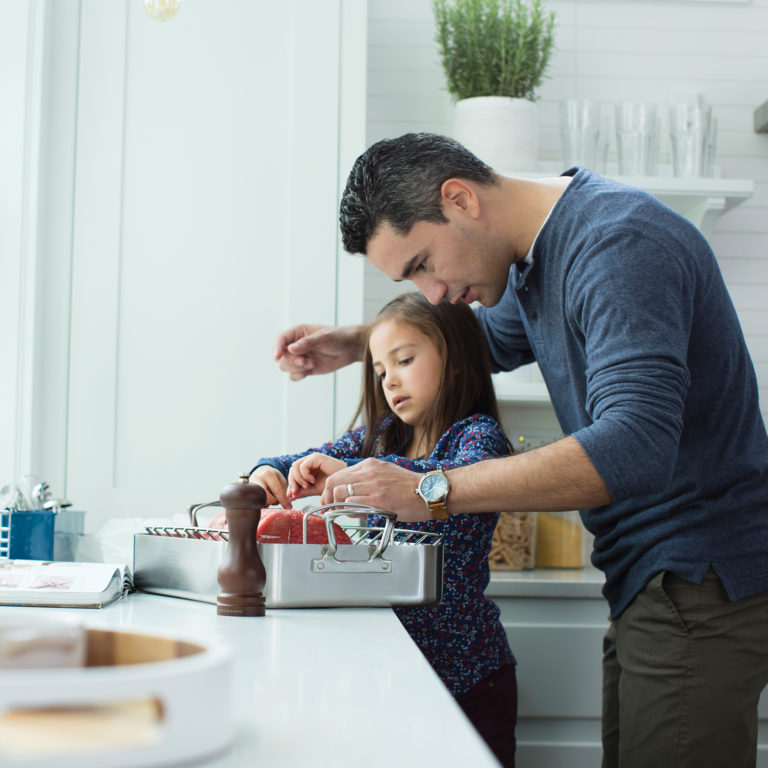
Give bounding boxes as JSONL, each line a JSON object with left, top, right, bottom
{"left": 0, "top": 510, "right": 55, "bottom": 560}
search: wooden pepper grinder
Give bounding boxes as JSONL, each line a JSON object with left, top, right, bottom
{"left": 216, "top": 473, "right": 267, "bottom": 617}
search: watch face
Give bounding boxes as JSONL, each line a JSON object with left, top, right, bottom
{"left": 421, "top": 473, "right": 448, "bottom": 502}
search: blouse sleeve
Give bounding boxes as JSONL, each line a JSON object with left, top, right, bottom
{"left": 344, "top": 414, "right": 509, "bottom": 473}
{"left": 251, "top": 425, "right": 368, "bottom": 477}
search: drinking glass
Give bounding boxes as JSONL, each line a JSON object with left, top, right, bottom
{"left": 669, "top": 101, "right": 714, "bottom": 177}
{"left": 560, "top": 99, "right": 602, "bottom": 169}
{"left": 615, "top": 102, "right": 658, "bottom": 176}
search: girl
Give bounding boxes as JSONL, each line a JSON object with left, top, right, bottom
{"left": 250, "top": 292, "right": 517, "bottom": 767}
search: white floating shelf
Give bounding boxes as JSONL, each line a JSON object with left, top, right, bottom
{"left": 507, "top": 163, "right": 753, "bottom": 238}
{"left": 493, "top": 366, "right": 550, "bottom": 405}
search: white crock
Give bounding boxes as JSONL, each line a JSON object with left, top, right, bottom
{"left": 453, "top": 96, "right": 539, "bottom": 172}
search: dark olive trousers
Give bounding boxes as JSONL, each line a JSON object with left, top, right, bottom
{"left": 602, "top": 569, "right": 768, "bottom": 768}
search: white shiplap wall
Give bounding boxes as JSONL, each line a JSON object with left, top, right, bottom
{"left": 365, "top": 0, "right": 768, "bottom": 424}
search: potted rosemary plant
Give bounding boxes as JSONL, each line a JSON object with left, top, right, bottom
{"left": 433, "top": 0, "right": 556, "bottom": 171}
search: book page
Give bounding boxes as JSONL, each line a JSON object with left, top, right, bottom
{"left": 0, "top": 561, "right": 131, "bottom": 605}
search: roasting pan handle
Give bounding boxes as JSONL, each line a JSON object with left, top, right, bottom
{"left": 306, "top": 504, "right": 396, "bottom": 558}
{"left": 307, "top": 504, "right": 398, "bottom": 574}
{"left": 188, "top": 500, "right": 221, "bottom": 527}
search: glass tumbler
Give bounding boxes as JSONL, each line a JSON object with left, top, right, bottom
{"left": 615, "top": 101, "right": 659, "bottom": 176}
{"left": 560, "top": 99, "right": 602, "bottom": 169}
{"left": 669, "top": 101, "right": 714, "bottom": 177}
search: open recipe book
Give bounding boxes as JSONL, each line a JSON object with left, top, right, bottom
{"left": 0, "top": 560, "right": 133, "bottom": 608}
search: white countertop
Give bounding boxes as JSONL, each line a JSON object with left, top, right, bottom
{"left": 0, "top": 593, "right": 501, "bottom": 768}
{"left": 486, "top": 566, "right": 606, "bottom": 599}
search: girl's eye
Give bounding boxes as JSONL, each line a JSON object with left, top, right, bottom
{"left": 375, "top": 370, "right": 386, "bottom": 381}
{"left": 399, "top": 356, "right": 414, "bottom": 366}
{"left": 415, "top": 260, "right": 427, "bottom": 273}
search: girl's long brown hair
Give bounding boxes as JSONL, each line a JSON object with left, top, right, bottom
{"left": 349, "top": 292, "right": 503, "bottom": 458}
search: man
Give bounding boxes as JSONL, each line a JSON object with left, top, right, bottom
{"left": 274, "top": 133, "right": 768, "bottom": 767}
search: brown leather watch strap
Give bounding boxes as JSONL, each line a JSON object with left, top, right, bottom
{"left": 429, "top": 500, "right": 449, "bottom": 520}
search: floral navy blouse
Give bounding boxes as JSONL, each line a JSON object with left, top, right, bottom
{"left": 255, "top": 413, "right": 515, "bottom": 697}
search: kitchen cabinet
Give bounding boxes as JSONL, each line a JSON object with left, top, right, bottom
{"left": 3, "top": 0, "right": 367, "bottom": 529}
{"left": 486, "top": 569, "right": 768, "bottom": 768}
{"left": 1, "top": 594, "right": 500, "bottom": 768}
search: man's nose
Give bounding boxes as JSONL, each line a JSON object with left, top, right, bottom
{"left": 416, "top": 277, "right": 447, "bottom": 305}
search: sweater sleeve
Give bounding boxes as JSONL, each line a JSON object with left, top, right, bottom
{"left": 251, "top": 426, "right": 367, "bottom": 478}
{"left": 567, "top": 227, "right": 692, "bottom": 502}
{"left": 474, "top": 271, "right": 536, "bottom": 373}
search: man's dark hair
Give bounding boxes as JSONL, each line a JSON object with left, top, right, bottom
{"left": 339, "top": 133, "right": 497, "bottom": 255}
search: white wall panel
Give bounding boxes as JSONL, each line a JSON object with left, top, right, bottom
{"left": 0, "top": 0, "right": 79, "bottom": 494}
{"left": 0, "top": 3, "right": 33, "bottom": 484}
{"left": 719, "top": 257, "right": 768, "bottom": 282}
{"left": 711, "top": 231, "right": 768, "bottom": 255}
{"left": 333, "top": 0, "right": 370, "bottom": 432}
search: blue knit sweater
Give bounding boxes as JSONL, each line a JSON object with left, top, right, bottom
{"left": 476, "top": 167, "right": 768, "bottom": 618}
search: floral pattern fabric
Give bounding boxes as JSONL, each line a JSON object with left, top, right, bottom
{"left": 256, "top": 413, "right": 515, "bottom": 696}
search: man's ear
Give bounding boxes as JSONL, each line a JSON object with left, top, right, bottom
{"left": 440, "top": 178, "right": 481, "bottom": 219}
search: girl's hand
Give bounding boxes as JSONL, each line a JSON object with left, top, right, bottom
{"left": 287, "top": 453, "right": 346, "bottom": 500}
{"left": 249, "top": 466, "right": 291, "bottom": 508}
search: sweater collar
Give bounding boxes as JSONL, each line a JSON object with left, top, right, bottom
{"left": 512, "top": 167, "right": 584, "bottom": 290}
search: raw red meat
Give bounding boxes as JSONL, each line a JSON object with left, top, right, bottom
{"left": 257, "top": 509, "right": 293, "bottom": 543}
{"left": 208, "top": 508, "right": 351, "bottom": 545}
{"left": 209, "top": 509, "right": 227, "bottom": 529}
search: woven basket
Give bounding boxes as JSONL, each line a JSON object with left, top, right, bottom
{"left": 488, "top": 511, "right": 536, "bottom": 570}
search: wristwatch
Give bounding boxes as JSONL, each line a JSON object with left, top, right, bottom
{"left": 415, "top": 469, "right": 450, "bottom": 520}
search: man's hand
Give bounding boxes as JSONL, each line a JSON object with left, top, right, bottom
{"left": 287, "top": 453, "right": 346, "bottom": 501}
{"left": 249, "top": 466, "right": 291, "bottom": 508}
{"left": 320, "top": 458, "right": 432, "bottom": 522}
{"left": 273, "top": 324, "right": 368, "bottom": 381}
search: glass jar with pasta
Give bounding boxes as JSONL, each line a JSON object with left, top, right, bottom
{"left": 488, "top": 511, "right": 536, "bottom": 570}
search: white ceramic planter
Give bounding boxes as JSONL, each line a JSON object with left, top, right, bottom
{"left": 453, "top": 96, "right": 539, "bottom": 172}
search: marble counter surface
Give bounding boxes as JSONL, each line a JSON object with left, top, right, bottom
{"left": 0, "top": 593, "right": 500, "bottom": 768}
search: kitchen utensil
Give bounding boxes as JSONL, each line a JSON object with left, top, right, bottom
{"left": 215, "top": 474, "right": 267, "bottom": 617}
{"left": 133, "top": 503, "right": 444, "bottom": 608}
{"left": 0, "top": 510, "right": 56, "bottom": 560}
{"left": 1, "top": 475, "right": 82, "bottom": 561}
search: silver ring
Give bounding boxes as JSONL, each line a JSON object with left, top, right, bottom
{"left": 347, "top": 483, "right": 354, "bottom": 498}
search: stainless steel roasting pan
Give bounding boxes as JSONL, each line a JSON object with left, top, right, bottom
{"left": 133, "top": 504, "right": 443, "bottom": 608}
